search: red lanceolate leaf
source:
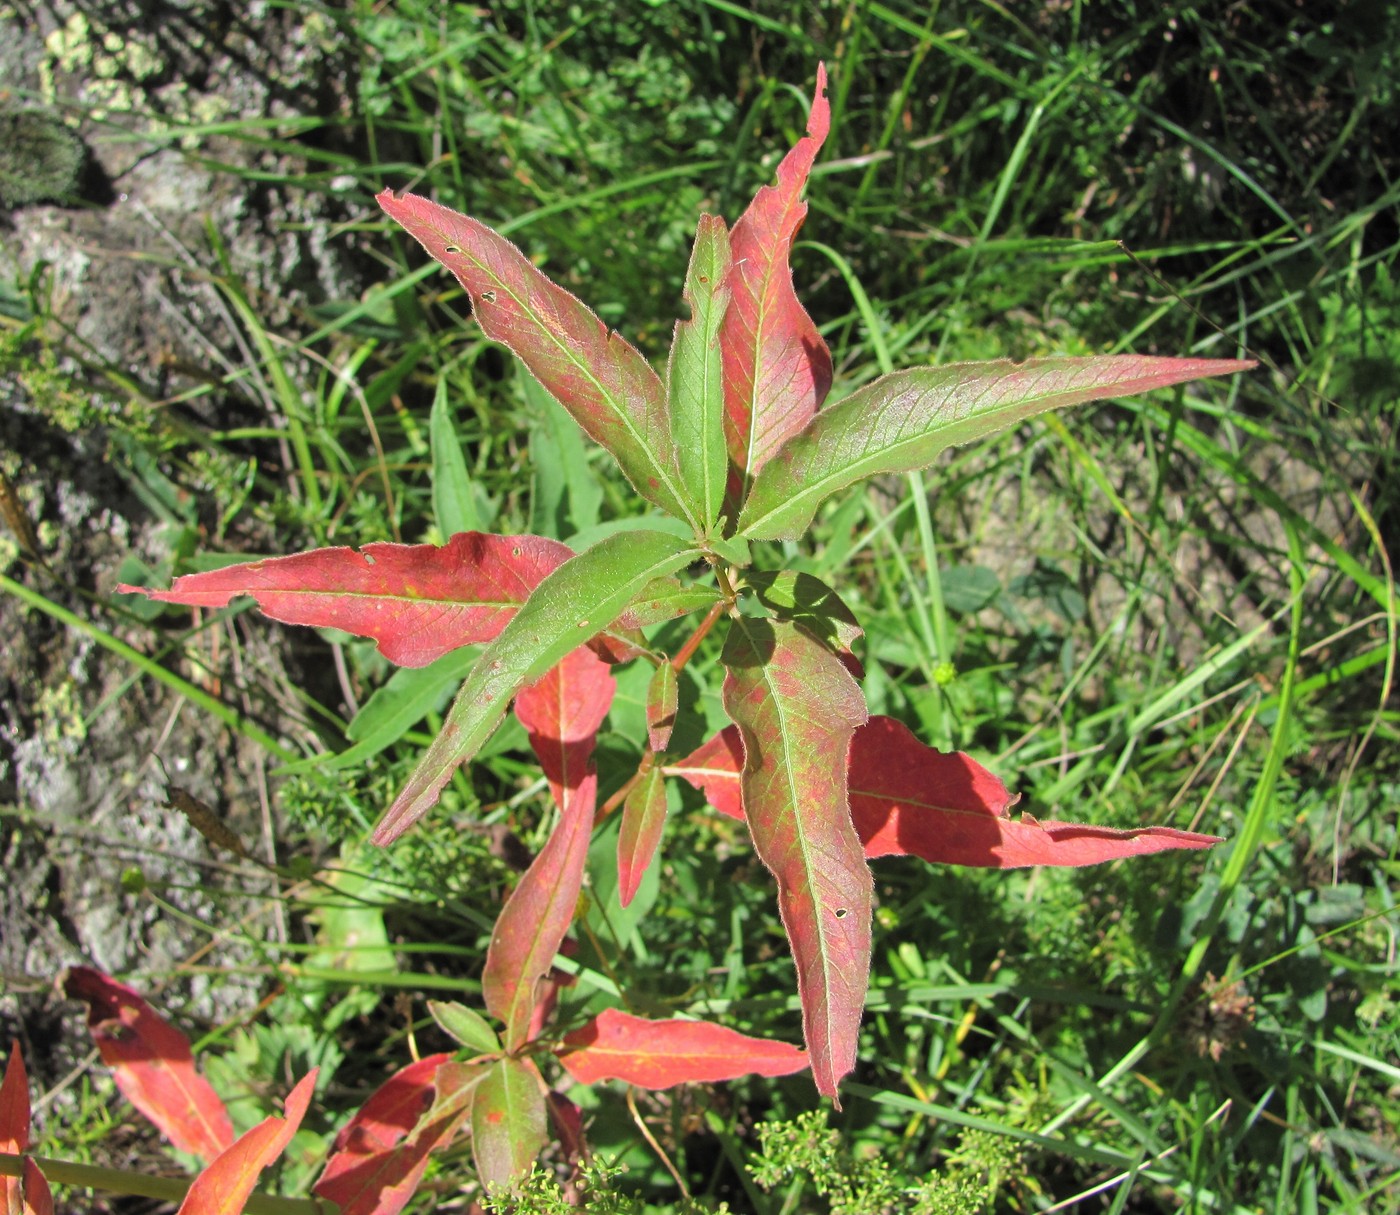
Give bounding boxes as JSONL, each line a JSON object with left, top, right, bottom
{"left": 557, "top": 1008, "right": 809, "bottom": 1089}
{"left": 721, "top": 63, "right": 833, "bottom": 494}
{"left": 314, "top": 1055, "right": 482, "bottom": 1215}
{"left": 378, "top": 190, "right": 695, "bottom": 526}
{"left": 482, "top": 771, "right": 597, "bottom": 1051}
{"left": 2, "top": 1044, "right": 54, "bottom": 1215}
{"left": 514, "top": 645, "right": 616, "bottom": 812}
{"left": 119, "top": 533, "right": 571, "bottom": 668}
{"left": 62, "top": 967, "right": 234, "bottom": 1164}
{"left": 546, "top": 1092, "right": 586, "bottom": 1165}
{"left": 674, "top": 717, "right": 1222, "bottom": 866}
{"left": 721, "top": 617, "right": 871, "bottom": 1104}
{"left": 644, "top": 662, "right": 678, "bottom": 753}
{"left": 176, "top": 1070, "right": 316, "bottom": 1215}
{"left": 617, "top": 764, "right": 667, "bottom": 908}
{"left": 471, "top": 1057, "right": 547, "bottom": 1193}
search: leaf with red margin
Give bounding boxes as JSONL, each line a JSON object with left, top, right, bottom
{"left": 514, "top": 645, "right": 615, "bottom": 812}
{"left": 557, "top": 1009, "right": 809, "bottom": 1089}
{"left": 314, "top": 1056, "right": 484, "bottom": 1215}
{"left": 62, "top": 967, "right": 234, "bottom": 1163}
{"left": 739, "top": 356, "right": 1256, "bottom": 541}
{"left": 617, "top": 764, "right": 667, "bottom": 908}
{"left": 721, "top": 63, "right": 833, "bottom": 493}
{"left": 482, "top": 772, "right": 597, "bottom": 1051}
{"left": 176, "top": 1070, "right": 316, "bottom": 1215}
{"left": 720, "top": 616, "right": 871, "bottom": 1104}
{"left": 471, "top": 1057, "right": 547, "bottom": 1193}
{"left": 119, "top": 533, "right": 572, "bottom": 668}
{"left": 672, "top": 717, "right": 1222, "bottom": 865}
{"left": 644, "top": 662, "right": 678, "bottom": 753}
{"left": 2, "top": 1044, "right": 53, "bottom": 1215}
{"left": 377, "top": 190, "right": 694, "bottom": 525}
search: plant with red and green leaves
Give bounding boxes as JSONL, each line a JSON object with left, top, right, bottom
{"left": 117, "top": 65, "right": 1248, "bottom": 1194}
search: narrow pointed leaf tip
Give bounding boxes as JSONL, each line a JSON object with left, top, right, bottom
{"left": 558, "top": 1009, "right": 808, "bottom": 1088}
{"left": 119, "top": 533, "right": 572, "bottom": 668}
{"left": 2, "top": 1043, "right": 55, "bottom": 1215}
{"left": 377, "top": 189, "right": 695, "bottom": 526}
{"left": 177, "top": 1071, "right": 316, "bottom": 1215}
{"left": 62, "top": 967, "right": 234, "bottom": 1164}
{"left": 721, "top": 63, "right": 833, "bottom": 492}
{"left": 739, "top": 355, "right": 1256, "bottom": 540}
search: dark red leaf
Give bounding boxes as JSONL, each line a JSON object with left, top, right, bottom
{"left": 62, "top": 968, "right": 234, "bottom": 1163}
{"left": 514, "top": 645, "right": 615, "bottom": 812}
{"left": 482, "top": 772, "right": 597, "bottom": 1050}
{"left": 557, "top": 1009, "right": 808, "bottom": 1089}
{"left": 674, "top": 717, "right": 1223, "bottom": 866}
{"left": 119, "top": 533, "right": 571, "bottom": 667}
{"left": 314, "top": 1056, "right": 482, "bottom": 1215}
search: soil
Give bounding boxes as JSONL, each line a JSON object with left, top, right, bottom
{"left": 1, "top": 3, "right": 377, "bottom": 1204}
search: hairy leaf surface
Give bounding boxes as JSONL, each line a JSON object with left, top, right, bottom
{"left": 176, "top": 1070, "right": 316, "bottom": 1215}
{"left": 63, "top": 968, "right": 234, "bottom": 1163}
{"left": 668, "top": 214, "right": 732, "bottom": 531}
{"left": 374, "top": 530, "right": 699, "bottom": 844}
{"left": 739, "top": 356, "right": 1256, "bottom": 539}
{"left": 482, "top": 770, "right": 596, "bottom": 1050}
{"left": 721, "top": 617, "right": 870, "bottom": 1102}
{"left": 557, "top": 1009, "right": 808, "bottom": 1088}
{"left": 471, "top": 1057, "right": 546, "bottom": 1193}
{"left": 379, "top": 190, "right": 694, "bottom": 524}
{"left": 721, "top": 64, "right": 833, "bottom": 492}
{"left": 675, "top": 718, "right": 1223, "bottom": 865}
{"left": 120, "top": 533, "right": 571, "bottom": 668}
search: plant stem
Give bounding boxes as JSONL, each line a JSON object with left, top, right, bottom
{"left": 671, "top": 599, "right": 725, "bottom": 674}
{"left": 0, "top": 1151, "right": 335, "bottom": 1214}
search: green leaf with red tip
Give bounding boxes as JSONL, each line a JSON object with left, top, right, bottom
{"left": 176, "top": 1070, "right": 316, "bottom": 1215}
{"left": 373, "top": 529, "right": 700, "bottom": 845}
{"left": 738, "top": 356, "right": 1257, "bottom": 540}
{"left": 645, "top": 662, "right": 678, "bottom": 753}
{"left": 118, "top": 533, "right": 572, "bottom": 668}
{"left": 313, "top": 1056, "right": 482, "bottom": 1215}
{"left": 673, "top": 717, "right": 1223, "bottom": 866}
{"left": 62, "top": 967, "right": 234, "bottom": 1164}
{"left": 2, "top": 1044, "right": 53, "bottom": 1215}
{"left": 722, "top": 64, "right": 833, "bottom": 497}
{"left": 617, "top": 764, "right": 668, "bottom": 909}
{"left": 471, "top": 1057, "right": 547, "bottom": 1193}
{"left": 721, "top": 617, "right": 871, "bottom": 1104}
{"left": 557, "top": 1008, "right": 808, "bottom": 1088}
{"left": 378, "top": 189, "right": 695, "bottom": 525}
{"left": 668, "top": 213, "right": 732, "bottom": 531}
{"left": 482, "top": 770, "right": 597, "bottom": 1051}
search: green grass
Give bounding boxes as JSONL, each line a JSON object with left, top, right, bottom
{"left": 4, "top": 1, "right": 1397, "bottom": 1212}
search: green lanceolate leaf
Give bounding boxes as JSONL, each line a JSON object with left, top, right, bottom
{"left": 737, "top": 355, "right": 1256, "bottom": 540}
{"left": 373, "top": 530, "right": 701, "bottom": 845}
{"left": 378, "top": 190, "right": 697, "bottom": 527}
{"left": 720, "top": 616, "right": 871, "bottom": 1104}
{"left": 617, "top": 764, "right": 668, "bottom": 909}
{"left": 471, "top": 1056, "right": 547, "bottom": 1193}
{"left": 667, "top": 213, "right": 732, "bottom": 533}
{"left": 428, "top": 1001, "right": 501, "bottom": 1056}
